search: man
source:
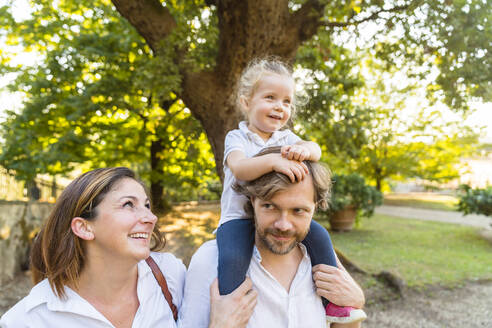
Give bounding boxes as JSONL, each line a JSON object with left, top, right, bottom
{"left": 180, "top": 147, "right": 365, "bottom": 327}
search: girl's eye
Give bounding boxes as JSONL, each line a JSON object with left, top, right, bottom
{"left": 145, "top": 203, "right": 151, "bottom": 209}
{"left": 265, "top": 95, "right": 274, "bottom": 100}
{"left": 283, "top": 99, "right": 291, "bottom": 104}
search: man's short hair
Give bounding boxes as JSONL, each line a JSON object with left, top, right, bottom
{"left": 233, "top": 146, "right": 331, "bottom": 218}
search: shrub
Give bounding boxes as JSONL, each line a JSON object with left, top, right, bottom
{"left": 457, "top": 185, "right": 492, "bottom": 217}
{"left": 325, "top": 173, "right": 383, "bottom": 218}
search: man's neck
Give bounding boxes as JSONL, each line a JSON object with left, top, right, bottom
{"left": 256, "top": 243, "right": 304, "bottom": 293}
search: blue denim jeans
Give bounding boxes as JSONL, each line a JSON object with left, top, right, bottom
{"left": 216, "top": 219, "right": 255, "bottom": 295}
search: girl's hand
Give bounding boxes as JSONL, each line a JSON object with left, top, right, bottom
{"left": 272, "top": 156, "right": 309, "bottom": 182}
{"left": 281, "top": 145, "right": 311, "bottom": 162}
{"left": 208, "top": 278, "right": 257, "bottom": 328}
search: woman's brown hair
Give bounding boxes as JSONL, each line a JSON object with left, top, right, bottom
{"left": 30, "top": 167, "right": 165, "bottom": 298}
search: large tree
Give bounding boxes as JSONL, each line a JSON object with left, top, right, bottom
{"left": 109, "top": 0, "right": 491, "bottom": 177}
{"left": 1, "top": 0, "right": 490, "bottom": 185}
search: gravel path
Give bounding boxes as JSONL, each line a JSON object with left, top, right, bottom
{"left": 375, "top": 205, "right": 491, "bottom": 229}
{"left": 364, "top": 281, "right": 492, "bottom": 328}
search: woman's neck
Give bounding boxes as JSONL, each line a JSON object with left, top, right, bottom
{"left": 75, "top": 252, "right": 139, "bottom": 304}
{"left": 73, "top": 252, "right": 141, "bottom": 328}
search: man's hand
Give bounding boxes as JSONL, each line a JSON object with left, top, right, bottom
{"left": 272, "top": 155, "right": 309, "bottom": 182}
{"left": 208, "top": 278, "right": 257, "bottom": 328}
{"left": 281, "top": 144, "right": 310, "bottom": 162}
{"left": 312, "top": 264, "right": 365, "bottom": 309}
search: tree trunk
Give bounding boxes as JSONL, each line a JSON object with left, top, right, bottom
{"left": 375, "top": 167, "right": 383, "bottom": 191}
{"left": 150, "top": 138, "right": 171, "bottom": 214}
{"left": 112, "top": 0, "right": 327, "bottom": 181}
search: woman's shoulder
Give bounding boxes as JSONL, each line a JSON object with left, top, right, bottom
{"left": 148, "top": 251, "right": 186, "bottom": 277}
{"left": 1, "top": 297, "right": 29, "bottom": 327}
{"left": 0, "top": 279, "right": 52, "bottom": 327}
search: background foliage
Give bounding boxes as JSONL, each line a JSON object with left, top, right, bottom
{"left": 0, "top": 0, "right": 489, "bottom": 206}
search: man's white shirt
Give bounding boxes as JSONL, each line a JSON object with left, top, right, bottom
{"left": 179, "top": 240, "right": 326, "bottom": 328}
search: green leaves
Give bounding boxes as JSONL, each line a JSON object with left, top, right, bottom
{"left": 458, "top": 185, "right": 492, "bottom": 218}
{"left": 0, "top": 0, "right": 219, "bottom": 204}
{"left": 323, "top": 173, "right": 383, "bottom": 219}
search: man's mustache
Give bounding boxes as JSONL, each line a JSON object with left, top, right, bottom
{"left": 264, "top": 228, "right": 296, "bottom": 238}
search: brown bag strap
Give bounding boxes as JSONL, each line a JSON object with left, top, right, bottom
{"left": 146, "top": 256, "right": 178, "bottom": 321}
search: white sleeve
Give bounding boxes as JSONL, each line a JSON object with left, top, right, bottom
{"left": 178, "top": 240, "right": 219, "bottom": 328}
{"left": 0, "top": 300, "right": 29, "bottom": 328}
{"left": 285, "top": 130, "right": 302, "bottom": 145}
{"left": 223, "top": 130, "right": 247, "bottom": 166}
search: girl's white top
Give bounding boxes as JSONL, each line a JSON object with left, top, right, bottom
{"left": 0, "top": 252, "right": 186, "bottom": 328}
{"left": 219, "top": 121, "right": 301, "bottom": 226}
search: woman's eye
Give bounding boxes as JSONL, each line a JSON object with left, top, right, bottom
{"left": 145, "top": 203, "right": 151, "bottom": 209}
{"left": 123, "top": 201, "right": 134, "bottom": 208}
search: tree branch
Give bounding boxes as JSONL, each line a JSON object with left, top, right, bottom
{"left": 290, "top": 0, "right": 326, "bottom": 42}
{"left": 323, "top": 4, "right": 412, "bottom": 28}
{"left": 111, "top": 0, "right": 177, "bottom": 52}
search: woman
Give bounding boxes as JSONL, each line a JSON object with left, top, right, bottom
{"left": 0, "top": 167, "right": 255, "bottom": 328}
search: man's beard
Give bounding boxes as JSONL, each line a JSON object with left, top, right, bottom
{"left": 256, "top": 222, "right": 310, "bottom": 255}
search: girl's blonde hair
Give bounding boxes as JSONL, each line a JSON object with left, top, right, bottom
{"left": 236, "top": 57, "right": 302, "bottom": 121}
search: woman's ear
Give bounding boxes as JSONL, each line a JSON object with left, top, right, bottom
{"left": 71, "top": 217, "right": 95, "bottom": 241}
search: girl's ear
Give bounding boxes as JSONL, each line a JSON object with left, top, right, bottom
{"left": 71, "top": 217, "right": 95, "bottom": 241}
{"left": 239, "top": 95, "right": 249, "bottom": 112}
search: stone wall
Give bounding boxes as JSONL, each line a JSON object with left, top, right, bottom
{"left": 0, "top": 201, "right": 54, "bottom": 283}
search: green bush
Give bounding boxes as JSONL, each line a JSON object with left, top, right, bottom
{"left": 457, "top": 185, "right": 492, "bottom": 217}
{"left": 323, "top": 173, "right": 383, "bottom": 218}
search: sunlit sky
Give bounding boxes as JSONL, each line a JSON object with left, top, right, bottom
{"left": 0, "top": 0, "right": 491, "bottom": 142}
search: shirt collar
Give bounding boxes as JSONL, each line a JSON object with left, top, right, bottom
{"left": 25, "top": 259, "right": 154, "bottom": 317}
{"left": 24, "top": 279, "right": 109, "bottom": 323}
{"left": 238, "top": 121, "right": 292, "bottom": 145}
{"left": 252, "top": 243, "right": 310, "bottom": 263}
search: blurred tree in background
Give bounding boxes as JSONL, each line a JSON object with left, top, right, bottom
{"left": 0, "top": 0, "right": 489, "bottom": 205}
{"left": 0, "top": 0, "right": 219, "bottom": 211}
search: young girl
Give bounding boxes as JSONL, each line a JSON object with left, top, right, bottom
{"left": 216, "top": 58, "right": 366, "bottom": 324}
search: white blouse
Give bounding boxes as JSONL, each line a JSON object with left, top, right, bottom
{"left": 0, "top": 252, "right": 186, "bottom": 328}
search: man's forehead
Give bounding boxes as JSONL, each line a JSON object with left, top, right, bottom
{"left": 267, "top": 176, "right": 315, "bottom": 206}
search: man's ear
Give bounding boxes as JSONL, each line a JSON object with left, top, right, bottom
{"left": 71, "top": 217, "right": 95, "bottom": 241}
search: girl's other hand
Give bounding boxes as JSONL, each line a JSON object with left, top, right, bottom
{"left": 281, "top": 145, "right": 310, "bottom": 162}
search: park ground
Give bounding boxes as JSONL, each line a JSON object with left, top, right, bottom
{"left": 1, "top": 197, "right": 491, "bottom": 327}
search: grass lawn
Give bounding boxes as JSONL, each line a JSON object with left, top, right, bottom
{"left": 383, "top": 192, "right": 459, "bottom": 211}
{"left": 326, "top": 214, "right": 492, "bottom": 287}
{"left": 163, "top": 203, "right": 492, "bottom": 288}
